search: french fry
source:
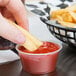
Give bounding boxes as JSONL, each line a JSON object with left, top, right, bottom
{"left": 51, "top": 9, "right": 73, "bottom": 22}
{"left": 61, "top": 11, "right": 73, "bottom": 22}
{"left": 66, "top": 4, "right": 76, "bottom": 12}
{"left": 50, "top": 4, "right": 76, "bottom": 28}
{"left": 56, "top": 16, "right": 63, "bottom": 21}
{"left": 58, "top": 20, "right": 76, "bottom": 28}
{"left": 69, "top": 11, "right": 76, "bottom": 22}
{"left": 51, "top": 9, "right": 66, "bottom": 19}
{"left": 6, "top": 19, "right": 43, "bottom": 51}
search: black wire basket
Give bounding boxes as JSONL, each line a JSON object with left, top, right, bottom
{"left": 40, "top": 17, "right": 76, "bottom": 48}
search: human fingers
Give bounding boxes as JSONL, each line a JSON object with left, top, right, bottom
{"left": 0, "top": 7, "right": 15, "bottom": 21}
{"left": 6, "top": 0, "right": 29, "bottom": 30}
{"left": 0, "top": 0, "right": 29, "bottom": 30}
{"left": 0, "top": 13, "right": 25, "bottom": 44}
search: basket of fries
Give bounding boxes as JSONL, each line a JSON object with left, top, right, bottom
{"left": 40, "top": 4, "right": 76, "bottom": 47}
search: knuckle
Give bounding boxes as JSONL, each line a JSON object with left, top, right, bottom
{"left": 0, "top": 0, "right": 10, "bottom": 6}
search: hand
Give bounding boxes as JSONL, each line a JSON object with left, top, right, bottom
{"left": 0, "top": 0, "right": 29, "bottom": 44}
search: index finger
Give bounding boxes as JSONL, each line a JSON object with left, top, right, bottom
{"left": 6, "top": 0, "right": 29, "bottom": 30}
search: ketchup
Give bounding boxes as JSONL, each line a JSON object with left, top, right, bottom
{"left": 19, "top": 42, "right": 60, "bottom": 54}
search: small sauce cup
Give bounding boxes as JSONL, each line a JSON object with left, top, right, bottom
{"left": 16, "top": 41, "right": 62, "bottom": 74}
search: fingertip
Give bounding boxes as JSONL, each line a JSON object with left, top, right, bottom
{"left": 14, "top": 34, "right": 26, "bottom": 44}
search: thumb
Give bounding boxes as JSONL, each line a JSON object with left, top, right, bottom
{"left": 0, "top": 13, "right": 25, "bottom": 44}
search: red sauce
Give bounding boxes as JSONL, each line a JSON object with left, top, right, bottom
{"left": 19, "top": 42, "right": 60, "bottom": 54}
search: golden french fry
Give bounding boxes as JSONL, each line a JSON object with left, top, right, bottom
{"left": 66, "top": 4, "right": 76, "bottom": 12}
{"left": 51, "top": 9, "right": 73, "bottom": 22}
{"left": 61, "top": 11, "right": 73, "bottom": 22}
{"left": 50, "top": 4, "right": 76, "bottom": 28}
{"left": 58, "top": 20, "right": 76, "bottom": 28}
{"left": 51, "top": 9, "right": 66, "bottom": 19}
{"left": 6, "top": 19, "right": 43, "bottom": 51}
{"left": 56, "top": 16, "right": 63, "bottom": 21}
{"left": 69, "top": 11, "right": 76, "bottom": 22}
